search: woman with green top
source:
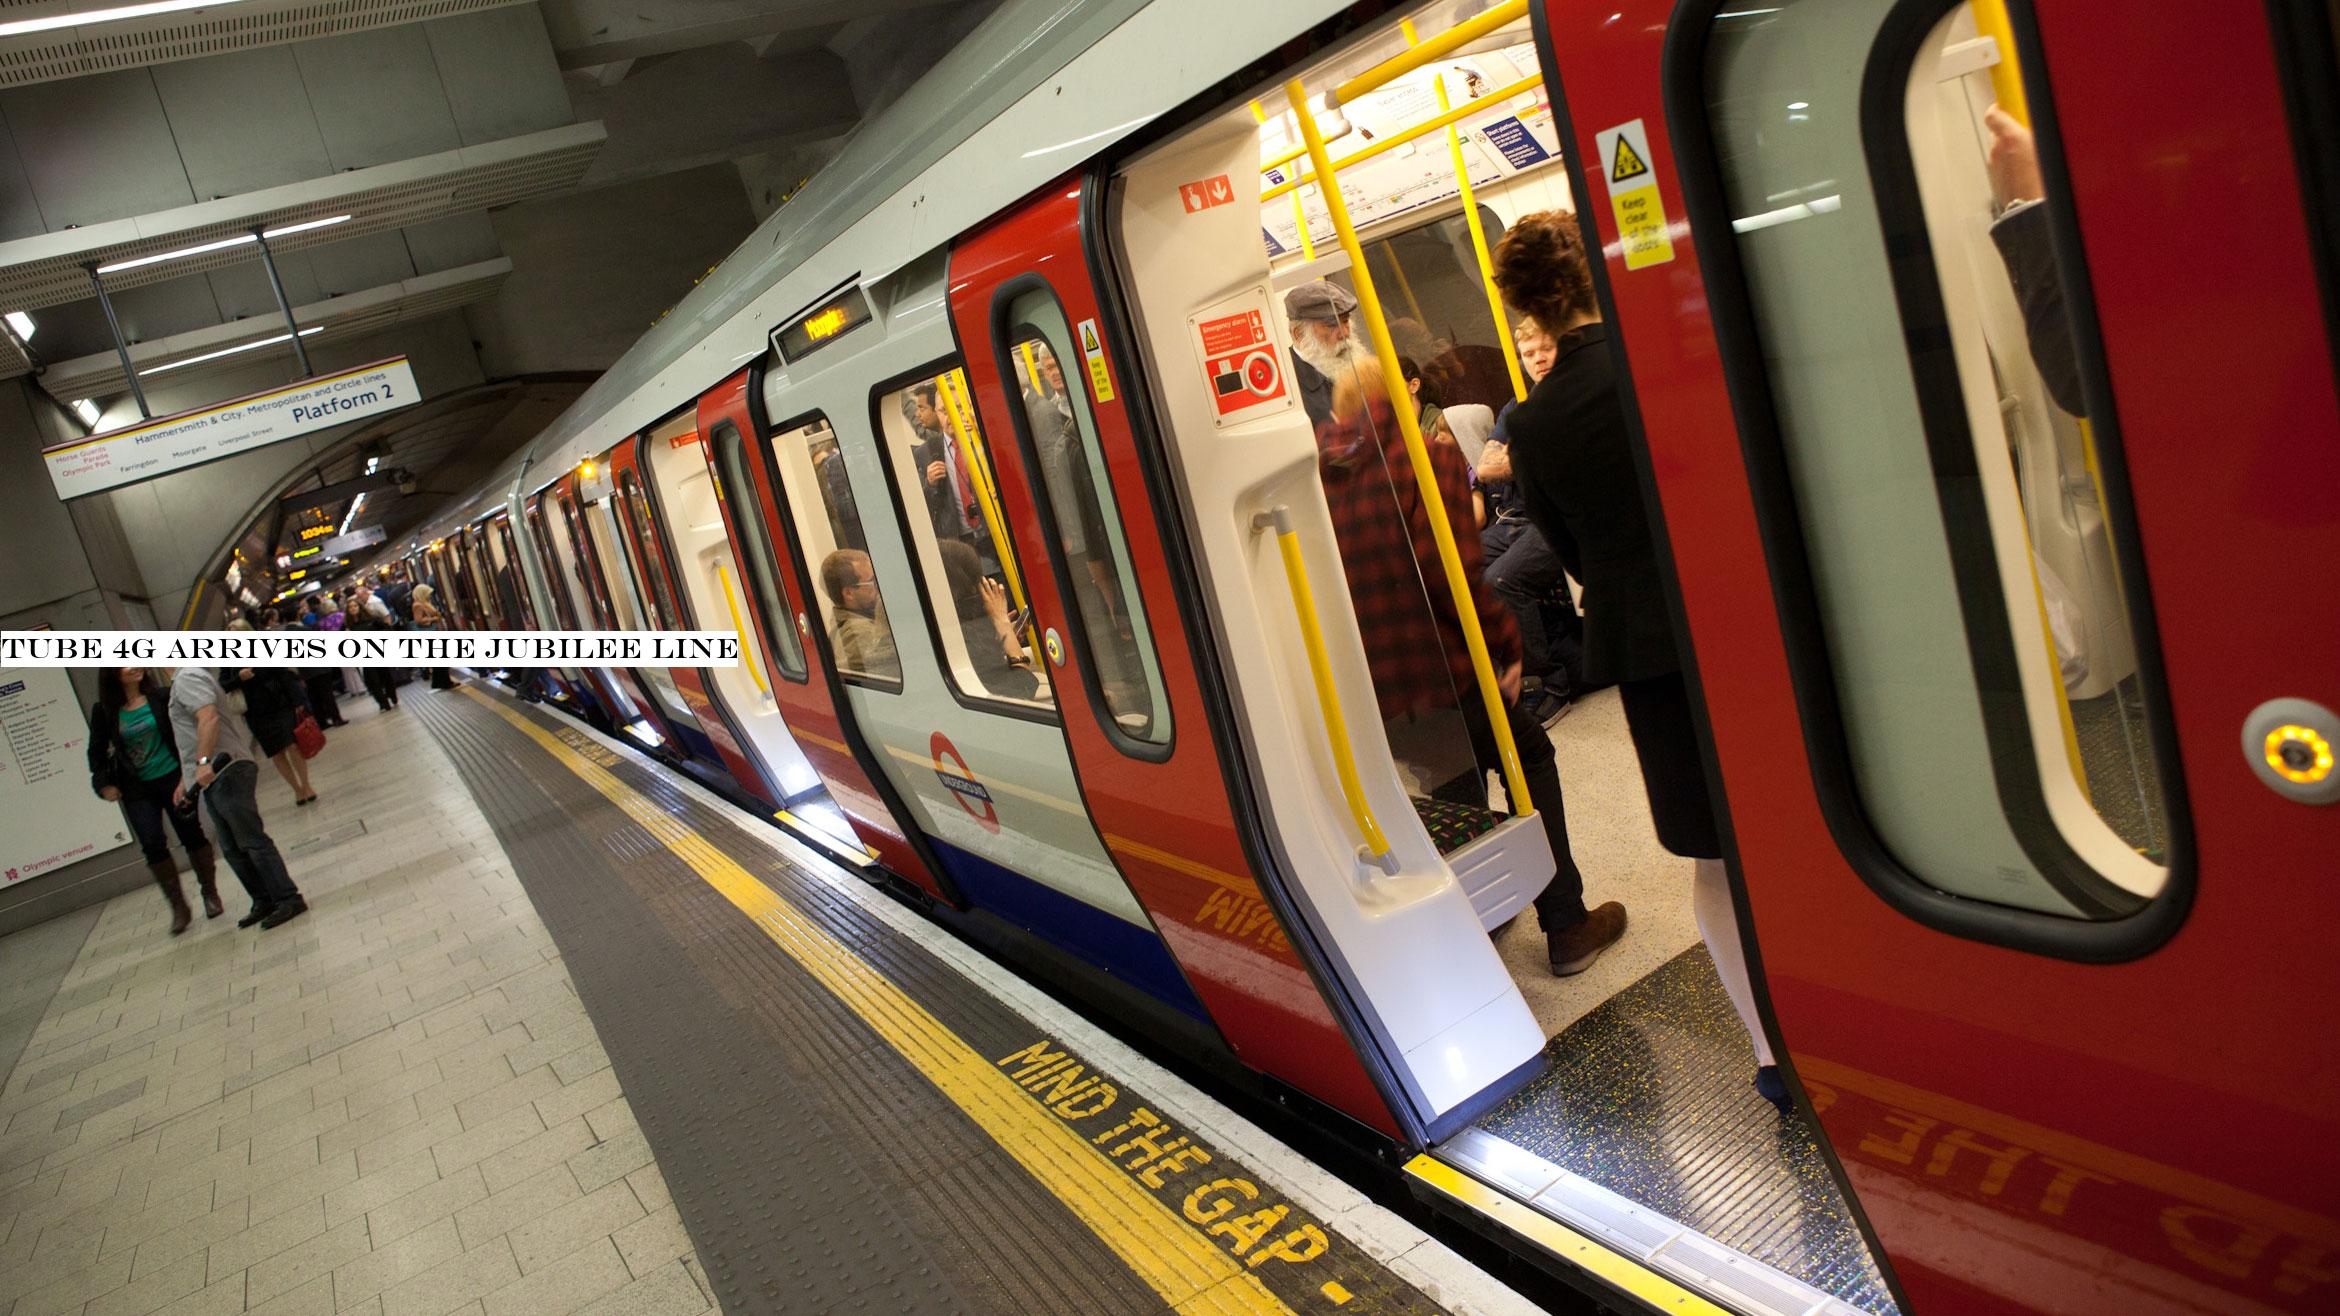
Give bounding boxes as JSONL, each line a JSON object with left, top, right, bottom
{"left": 87, "top": 667, "right": 221, "bottom": 935}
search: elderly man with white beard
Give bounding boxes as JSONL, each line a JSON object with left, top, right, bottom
{"left": 1283, "top": 280, "right": 1369, "bottom": 426}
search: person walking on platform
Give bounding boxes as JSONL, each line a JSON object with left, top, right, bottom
{"left": 168, "top": 666, "right": 306, "bottom": 929}
{"left": 86, "top": 667, "right": 220, "bottom": 935}
{"left": 411, "top": 584, "right": 458, "bottom": 690}
{"left": 345, "top": 588, "right": 400, "bottom": 712}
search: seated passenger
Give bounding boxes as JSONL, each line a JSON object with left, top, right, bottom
{"left": 938, "top": 539, "right": 1039, "bottom": 702}
{"left": 1314, "top": 359, "right": 1621, "bottom": 976}
{"left": 819, "top": 548, "right": 899, "bottom": 679}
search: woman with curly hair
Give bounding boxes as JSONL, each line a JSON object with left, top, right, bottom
{"left": 1492, "top": 209, "right": 1786, "bottom": 1109}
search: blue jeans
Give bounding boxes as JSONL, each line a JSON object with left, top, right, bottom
{"left": 203, "top": 761, "right": 300, "bottom": 907}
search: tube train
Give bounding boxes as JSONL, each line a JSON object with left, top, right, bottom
{"left": 367, "top": 0, "right": 2340, "bottom": 1311}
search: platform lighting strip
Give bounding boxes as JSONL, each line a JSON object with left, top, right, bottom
{"left": 95, "top": 214, "right": 350, "bottom": 276}
{"left": 143, "top": 324, "right": 321, "bottom": 375}
{"left": 339, "top": 491, "right": 367, "bottom": 536}
{"left": 0, "top": 0, "right": 254, "bottom": 38}
{"left": 4, "top": 311, "right": 32, "bottom": 341}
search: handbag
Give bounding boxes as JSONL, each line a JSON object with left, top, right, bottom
{"left": 293, "top": 708, "right": 326, "bottom": 760}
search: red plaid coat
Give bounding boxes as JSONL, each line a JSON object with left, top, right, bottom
{"left": 1316, "top": 398, "right": 1521, "bottom": 720}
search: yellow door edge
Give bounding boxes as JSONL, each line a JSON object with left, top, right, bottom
{"left": 1401, "top": 1155, "right": 1731, "bottom": 1315}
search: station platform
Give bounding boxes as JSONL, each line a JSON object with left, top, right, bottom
{"left": 0, "top": 681, "right": 1544, "bottom": 1316}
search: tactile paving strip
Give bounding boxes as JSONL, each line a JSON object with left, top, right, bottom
{"left": 416, "top": 688, "right": 1458, "bottom": 1316}
{"left": 1474, "top": 949, "right": 1898, "bottom": 1314}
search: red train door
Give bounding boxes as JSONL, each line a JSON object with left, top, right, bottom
{"left": 696, "top": 369, "right": 959, "bottom": 905}
{"left": 1539, "top": 0, "right": 2340, "bottom": 1311}
{"left": 948, "top": 176, "right": 1399, "bottom": 1138}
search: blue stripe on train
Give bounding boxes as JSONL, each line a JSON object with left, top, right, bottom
{"left": 928, "top": 838, "right": 1208, "bottom": 1023}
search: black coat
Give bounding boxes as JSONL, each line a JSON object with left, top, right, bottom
{"left": 87, "top": 691, "right": 183, "bottom": 795}
{"left": 1504, "top": 323, "right": 1681, "bottom": 686}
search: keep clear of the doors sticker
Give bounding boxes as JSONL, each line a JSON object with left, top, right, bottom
{"left": 1076, "top": 318, "right": 1116, "bottom": 405}
{"left": 1594, "top": 118, "right": 1676, "bottom": 271}
{"left": 1187, "top": 286, "right": 1292, "bottom": 428}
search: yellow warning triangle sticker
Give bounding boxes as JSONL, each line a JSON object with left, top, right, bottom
{"left": 1611, "top": 135, "right": 1649, "bottom": 184}
{"left": 1080, "top": 322, "right": 1100, "bottom": 352}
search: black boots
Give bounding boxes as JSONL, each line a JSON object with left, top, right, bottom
{"left": 149, "top": 859, "right": 192, "bottom": 936}
{"left": 187, "top": 842, "right": 224, "bottom": 919}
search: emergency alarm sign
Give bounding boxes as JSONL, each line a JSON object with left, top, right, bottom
{"left": 1189, "top": 288, "right": 1290, "bottom": 428}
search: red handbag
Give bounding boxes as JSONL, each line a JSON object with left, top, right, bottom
{"left": 293, "top": 709, "right": 327, "bottom": 760}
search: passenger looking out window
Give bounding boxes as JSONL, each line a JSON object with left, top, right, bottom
{"left": 1492, "top": 208, "right": 1779, "bottom": 1107}
{"left": 819, "top": 548, "right": 898, "bottom": 680}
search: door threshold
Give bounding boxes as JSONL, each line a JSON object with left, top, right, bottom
{"left": 1414, "top": 1130, "right": 1883, "bottom": 1316}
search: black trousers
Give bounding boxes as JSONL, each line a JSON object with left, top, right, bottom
{"left": 117, "top": 773, "right": 206, "bottom": 865}
{"left": 1449, "top": 689, "right": 1588, "bottom": 931}
{"left": 1483, "top": 519, "right": 1584, "bottom": 693}
{"left": 303, "top": 671, "right": 343, "bottom": 725}
{"left": 361, "top": 667, "right": 397, "bottom": 710}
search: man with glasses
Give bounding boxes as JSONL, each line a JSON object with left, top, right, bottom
{"left": 819, "top": 549, "right": 899, "bottom": 679}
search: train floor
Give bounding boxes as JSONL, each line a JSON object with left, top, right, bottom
{"left": 0, "top": 680, "right": 1544, "bottom": 1316}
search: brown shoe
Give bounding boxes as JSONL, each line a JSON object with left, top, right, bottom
{"left": 1546, "top": 901, "right": 1627, "bottom": 976}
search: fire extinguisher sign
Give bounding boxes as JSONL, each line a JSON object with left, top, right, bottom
{"left": 1189, "top": 287, "right": 1291, "bottom": 428}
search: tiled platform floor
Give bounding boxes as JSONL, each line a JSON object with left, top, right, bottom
{"left": 0, "top": 683, "right": 714, "bottom": 1316}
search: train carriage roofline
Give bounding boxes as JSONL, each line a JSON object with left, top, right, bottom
{"left": 385, "top": 0, "right": 1375, "bottom": 562}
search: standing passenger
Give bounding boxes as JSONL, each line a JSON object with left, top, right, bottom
{"left": 87, "top": 668, "right": 220, "bottom": 935}
{"left": 1493, "top": 209, "right": 1782, "bottom": 1106}
{"left": 169, "top": 667, "right": 306, "bottom": 929}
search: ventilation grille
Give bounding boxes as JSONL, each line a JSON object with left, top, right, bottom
{"left": 0, "top": 121, "right": 601, "bottom": 311}
{"left": 0, "top": 326, "right": 27, "bottom": 379}
{"left": 39, "top": 257, "right": 512, "bottom": 397}
{"left": 0, "top": 0, "right": 532, "bottom": 88}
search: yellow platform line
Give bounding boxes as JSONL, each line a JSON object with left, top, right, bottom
{"left": 459, "top": 687, "right": 1296, "bottom": 1315}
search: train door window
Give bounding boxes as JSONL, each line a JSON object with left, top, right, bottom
{"left": 765, "top": 412, "right": 902, "bottom": 686}
{"left": 524, "top": 503, "right": 578, "bottom": 628}
{"left": 709, "top": 421, "right": 807, "bottom": 682}
{"left": 555, "top": 497, "right": 612, "bottom": 628}
{"left": 1698, "top": 0, "right": 2170, "bottom": 919}
{"left": 873, "top": 368, "right": 1050, "bottom": 713}
{"left": 491, "top": 518, "right": 534, "bottom": 627}
{"left": 617, "top": 471, "right": 684, "bottom": 628}
{"left": 1322, "top": 206, "right": 1522, "bottom": 416}
{"left": 584, "top": 498, "right": 653, "bottom": 632}
{"left": 997, "top": 292, "right": 1169, "bottom": 747}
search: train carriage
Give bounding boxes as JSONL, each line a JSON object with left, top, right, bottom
{"left": 387, "top": 0, "right": 2340, "bottom": 1312}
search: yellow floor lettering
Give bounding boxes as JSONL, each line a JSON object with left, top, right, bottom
{"left": 460, "top": 688, "right": 1298, "bottom": 1315}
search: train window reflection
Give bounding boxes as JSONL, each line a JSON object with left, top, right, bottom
{"left": 769, "top": 414, "right": 901, "bottom": 686}
{"left": 710, "top": 422, "right": 807, "bottom": 683}
{"left": 1702, "top": 0, "right": 2170, "bottom": 918}
{"left": 874, "top": 369, "right": 1050, "bottom": 713}
{"left": 1000, "top": 295, "right": 1170, "bottom": 748}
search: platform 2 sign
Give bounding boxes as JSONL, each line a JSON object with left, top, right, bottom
{"left": 43, "top": 358, "right": 421, "bottom": 501}
{"left": 0, "top": 667, "right": 130, "bottom": 888}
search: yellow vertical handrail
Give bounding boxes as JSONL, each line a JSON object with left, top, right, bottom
{"left": 1405, "top": 18, "right": 1528, "bottom": 404}
{"left": 932, "top": 371, "right": 1036, "bottom": 640}
{"left": 1970, "top": 0, "right": 2029, "bottom": 125}
{"left": 713, "top": 561, "right": 771, "bottom": 698}
{"left": 1256, "top": 507, "right": 1391, "bottom": 860}
{"left": 1285, "top": 76, "right": 1532, "bottom": 817}
{"left": 1253, "top": 100, "right": 1315, "bottom": 261}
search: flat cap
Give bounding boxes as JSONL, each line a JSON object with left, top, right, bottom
{"left": 1283, "top": 280, "right": 1358, "bottom": 323}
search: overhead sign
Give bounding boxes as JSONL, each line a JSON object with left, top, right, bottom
{"left": 42, "top": 358, "right": 420, "bottom": 501}
{"left": 0, "top": 667, "right": 130, "bottom": 888}
{"left": 321, "top": 526, "right": 386, "bottom": 556}
{"left": 1593, "top": 119, "right": 1676, "bottom": 271}
{"left": 1188, "top": 288, "right": 1292, "bottom": 428}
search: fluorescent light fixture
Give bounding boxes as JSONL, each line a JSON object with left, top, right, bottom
{"left": 71, "top": 398, "right": 101, "bottom": 427}
{"left": 144, "top": 325, "right": 322, "bottom": 375}
{"left": 4, "top": 311, "right": 33, "bottom": 341}
{"left": 339, "top": 491, "right": 367, "bottom": 536}
{"left": 1787, "top": 101, "right": 1810, "bottom": 110}
{"left": 95, "top": 214, "right": 351, "bottom": 276}
{"left": 364, "top": 455, "right": 382, "bottom": 474}
{"left": 0, "top": 0, "right": 254, "bottom": 39}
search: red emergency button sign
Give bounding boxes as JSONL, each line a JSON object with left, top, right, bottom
{"left": 1198, "top": 310, "right": 1286, "bottom": 418}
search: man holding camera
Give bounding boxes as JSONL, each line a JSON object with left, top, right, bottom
{"left": 169, "top": 666, "right": 307, "bottom": 929}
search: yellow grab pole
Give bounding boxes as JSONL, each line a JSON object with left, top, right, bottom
{"left": 1405, "top": 19, "right": 1527, "bottom": 403}
{"left": 1253, "top": 100, "right": 1315, "bottom": 261}
{"left": 1336, "top": 0, "right": 1527, "bottom": 104}
{"left": 1262, "top": 74, "right": 1543, "bottom": 202}
{"left": 933, "top": 370, "right": 1035, "bottom": 633}
{"left": 1970, "top": 0, "right": 2029, "bottom": 126}
{"left": 1284, "top": 77, "right": 1531, "bottom": 816}
{"left": 1261, "top": 507, "right": 1391, "bottom": 860}
{"left": 714, "top": 561, "right": 771, "bottom": 697}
